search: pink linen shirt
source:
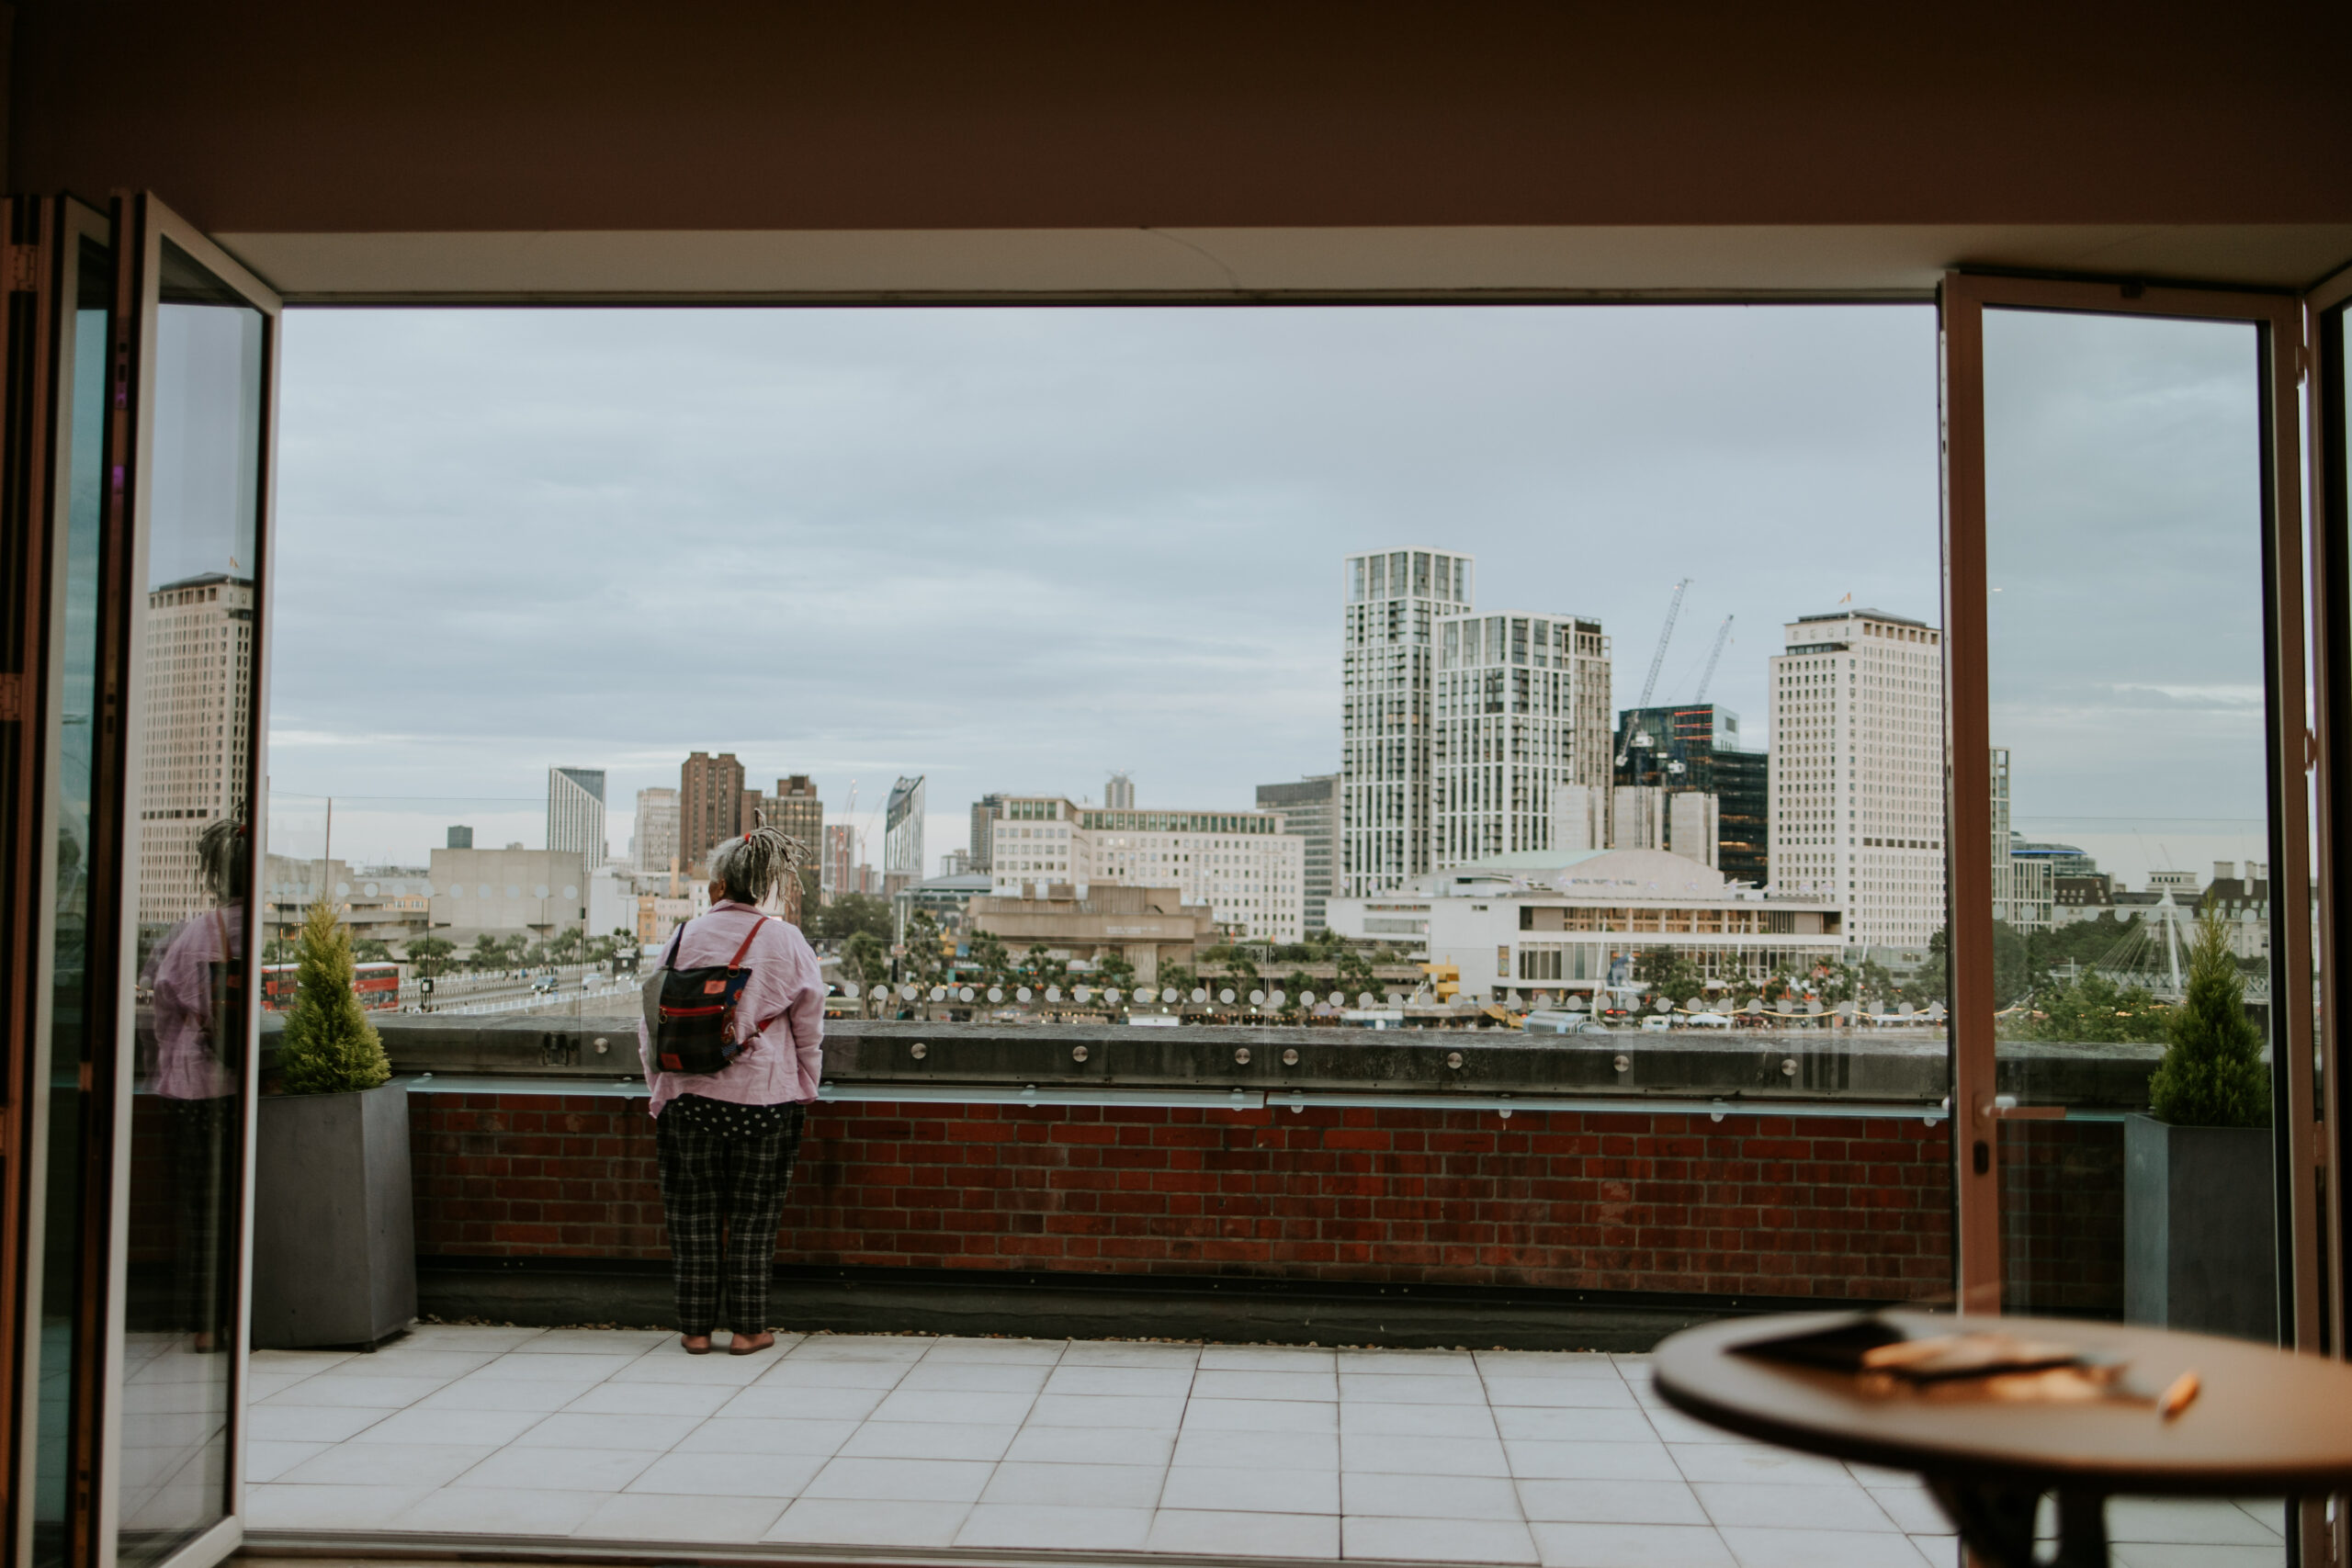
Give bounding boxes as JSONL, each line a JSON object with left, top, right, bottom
{"left": 141, "top": 903, "right": 242, "bottom": 1101}
{"left": 639, "top": 900, "right": 825, "bottom": 1116}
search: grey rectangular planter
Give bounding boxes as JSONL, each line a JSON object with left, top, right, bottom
{"left": 2123, "top": 1113, "right": 2276, "bottom": 1344}
{"left": 253, "top": 1080, "right": 417, "bottom": 1348}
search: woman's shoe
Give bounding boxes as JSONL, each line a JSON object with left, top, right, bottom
{"left": 728, "top": 1330, "right": 776, "bottom": 1356}
{"left": 681, "top": 1334, "right": 714, "bottom": 1355}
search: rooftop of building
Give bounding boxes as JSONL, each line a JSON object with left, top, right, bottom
{"left": 1792, "top": 607, "right": 1930, "bottom": 628}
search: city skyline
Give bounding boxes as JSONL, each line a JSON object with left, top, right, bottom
{"left": 269, "top": 306, "right": 1941, "bottom": 878}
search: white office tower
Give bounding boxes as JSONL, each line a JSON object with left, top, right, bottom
{"left": 883, "top": 775, "right": 926, "bottom": 896}
{"left": 1431, "top": 609, "right": 1613, "bottom": 866}
{"left": 1341, "top": 548, "right": 1475, "bottom": 897}
{"left": 138, "top": 573, "right": 255, "bottom": 932}
{"left": 633, "top": 786, "right": 679, "bottom": 874}
{"left": 1769, "top": 609, "right": 1946, "bottom": 949}
{"left": 1550, "top": 784, "right": 1606, "bottom": 852}
{"left": 1991, "top": 747, "right": 2053, "bottom": 932}
{"left": 548, "top": 767, "right": 607, "bottom": 863}
{"left": 1104, "top": 772, "right": 1135, "bottom": 809}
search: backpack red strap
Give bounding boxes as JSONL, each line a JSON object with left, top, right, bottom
{"left": 724, "top": 912, "right": 770, "bottom": 970}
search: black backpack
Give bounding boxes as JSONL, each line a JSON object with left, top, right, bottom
{"left": 646, "top": 912, "right": 772, "bottom": 1076}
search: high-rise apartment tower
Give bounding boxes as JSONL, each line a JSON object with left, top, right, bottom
{"left": 633, "top": 786, "right": 678, "bottom": 874}
{"left": 1340, "top": 547, "right": 1474, "bottom": 897}
{"left": 1431, "top": 610, "right": 1611, "bottom": 866}
{"left": 680, "top": 751, "right": 746, "bottom": 873}
{"left": 883, "top": 775, "right": 926, "bottom": 897}
{"left": 1768, "top": 609, "right": 1945, "bottom": 949}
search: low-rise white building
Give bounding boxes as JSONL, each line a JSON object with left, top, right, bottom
{"left": 983, "top": 795, "right": 1306, "bottom": 943}
{"left": 427, "top": 847, "right": 591, "bottom": 942}
{"left": 1328, "top": 846, "right": 1845, "bottom": 1003}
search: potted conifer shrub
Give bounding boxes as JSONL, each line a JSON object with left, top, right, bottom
{"left": 2124, "top": 914, "right": 2276, "bottom": 1342}
{"left": 253, "top": 899, "right": 416, "bottom": 1348}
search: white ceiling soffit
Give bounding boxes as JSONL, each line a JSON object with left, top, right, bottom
{"left": 216, "top": 224, "right": 2352, "bottom": 305}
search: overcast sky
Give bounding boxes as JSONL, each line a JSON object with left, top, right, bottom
{"left": 267, "top": 302, "right": 2270, "bottom": 890}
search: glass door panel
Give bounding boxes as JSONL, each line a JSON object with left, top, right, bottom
{"left": 111, "top": 206, "right": 277, "bottom": 1568}
{"left": 1980, "top": 307, "right": 2278, "bottom": 1330}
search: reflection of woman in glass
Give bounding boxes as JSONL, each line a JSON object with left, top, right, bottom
{"left": 140, "top": 818, "right": 245, "bottom": 1350}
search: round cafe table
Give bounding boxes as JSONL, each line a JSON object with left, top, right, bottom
{"left": 1653, "top": 1310, "right": 2352, "bottom": 1568}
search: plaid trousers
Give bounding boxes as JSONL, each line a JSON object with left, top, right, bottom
{"left": 654, "top": 1096, "right": 807, "bottom": 1336}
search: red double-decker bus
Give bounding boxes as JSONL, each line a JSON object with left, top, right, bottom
{"left": 261, "top": 962, "right": 401, "bottom": 1012}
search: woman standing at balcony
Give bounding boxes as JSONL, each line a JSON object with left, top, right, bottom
{"left": 639, "top": 826, "right": 824, "bottom": 1355}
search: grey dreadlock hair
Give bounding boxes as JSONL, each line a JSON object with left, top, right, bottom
{"left": 198, "top": 818, "right": 248, "bottom": 903}
{"left": 708, "top": 824, "right": 814, "bottom": 916}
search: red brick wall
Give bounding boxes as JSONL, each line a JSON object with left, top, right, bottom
{"left": 408, "top": 1092, "right": 1999, "bottom": 1302}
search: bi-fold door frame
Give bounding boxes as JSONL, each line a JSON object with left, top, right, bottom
{"left": 1942, "top": 272, "right": 2336, "bottom": 1564}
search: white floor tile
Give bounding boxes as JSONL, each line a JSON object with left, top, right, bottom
{"left": 1343, "top": 1374, "right": 1492, "bottom": 1405}
{"left": 1177, "top": 1427, "right": 1339, "bottom": 1470}
{"left": 1908, "top": 1537, "right": 1960, "bottom": 1568}
{"left": 563, "top": 1381, "right": 736, "bottom": 1416}
{"left": 511, "top": 1328, "right": 673, "bottom": 1355}
{"left": 259, "top": 1374, "right": 445, "bottom": 1409}
{"left": 277, "top": 1440, "right": 497, "bottom": 1489}
{"left": 1343, "top": 1471, "right": 1524, "bottom": 1521}
{"left": 450, "top": 1444, "right": 662, "bottom": 1493}
{"left": 1487, "top": 1377, "right": 1639, "bottom": 1409}
{"left": 2110, "top": 1547, "right": 2287, "bottom": 1568}
{"left": 2108, "top": 1498, "right": 2288, "bottom": 1546}
{"left": 786, "top": 1334, "right": 934, "bottom": 1361}
{"left": 1344, "top": 1401, "right": 1503, "bottom": 1438}
{"left": 1529, "top": 1520, "right": 1737, "bottom": 1567}
{"left": 1670, "top": 1443, "right": 1860, "bottom": 1485}
{"left": 1343, "top": 1350, "right": 1483, "bottom": 1376}
{"left": 1043, "top": 1364, "right": 1195, "bottom": 1397}
{"left": 1866, "top": 1486, "right": 1954, "bottom": 1535}
{"left": 897, "top": 1359, "right": 1052, "bottom": 1393}
{"left": 513, "top": 1411, "right": 702, "bottom": 1450}
{"left": 1508, "top": 1440, "right": 1682, "bottom": 1482}
{"left": 243, "top": 1440, "right": 331, "bottom": 1483}
{"left": 800, "top": 1455, "right": 996, "bottom": 1503}
{"left": 918, "top": 1335, "right": 1066, "bottom": 1363}
{"left": 754, "top": 1358, "right": 912, "bottom": 1389}
{"left": 978, "top": 1460, "right": 1167, "bottom": 1507}
{"left": 573, "top": 1489, "right": 788, "bottom": 1542}
{"left": 1485, "top": 1407, "right": 1648, "bottom": 1443}
{"left": 1477, "top": 1352, "right": 1625, "bottom": 1380}
{"left": 1696, "top": 1481, "right": 1902, "bottom": 1532}
{"left": 608, "top": 1349, "right": 772, "bottom": 1384}
{"left": 1061, "top": 1342, "right": 1201, "bottom": 1368}
{"left": 955, "top": 1503, "right": 1155, "bottom": 1550}
{"left": 469, "top": 1352, "right": 639, "bottom": 1381}
{"left": 1716, "top": 1526, "right": 1939, "bottom": 1568}
{"left": 1163, "top": 1465, "right": 1340, "bottom": 1515}
{"left": 1148, "top": 1507, "right": 1340, "bottom": 1557}
{"left": 1181, "top": 1396, "right": 1339, "bottom": 1433}
{"left": 1345, "top": 1514, "right": 1541, "bottom": 1564}
{"left": 714, "top": 1383, "right": 885, "bottom": 1421}
{"left": 839, "top": 1420, "right": 1021, "bottom": 1461}
{"left": 415, "top": 1376, "right": 601, "bottom": 1413}
{"left": 866, "top": 1387, "right": 1038, "bottom": 1426}
{"left": 246, "top": 1483, "right": 430, "bottom": 1529}
{"left": 1193, "top": 1368, "right": 1337, "bottom": 1402}
{"left": 626, "top": 1450, "right": 828, "bottom": 1497}
{"left": 763, "top": 1496, "right": 971, "bottom": 1547}
{"left": 331, "top": 1350, "right": 498, "bottom": 1381}
{"left": 1199, "top": 1348, "right": 1338, "bottom": 1372}
{"left": 1519, "top": 1480, "right": 1710, "bottom": 1526}
{"left": 390, "top": 1485, "right": 605, "bottom": 1536}
{"left": 1646, "top": 1410, "right": 1750, "bottom": 1444}
{"left": 243, "top": 1404, "right": 393, "bottom": 1443}
{"left": 396, "top": 1325, "right": 544, "bottom": 1350}
{"left": 1007, "top": 1424, "right": 1176, "bottom": 1467}
{"left": 356, "top": 1405, "right": 545, "bottom": 1447}
{"left": 250, "top": 1348, "right": 356, "bottom": 1372}
{"left": 1346, "top": 1433, "right": 1511, "bottom": 1476}
{"left": 1031, "top": 1392, "right": 1193, "bottom": 1427}
{"left": 673, "top": 1416, "right": 861, "bottom": 1456}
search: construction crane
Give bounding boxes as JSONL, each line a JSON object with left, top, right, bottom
{"left": 1635, "top": 578, "right": 1690, "bottom": 709}
{"left": 1691, "top": 615, "right": 1735, "bottom": 704}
